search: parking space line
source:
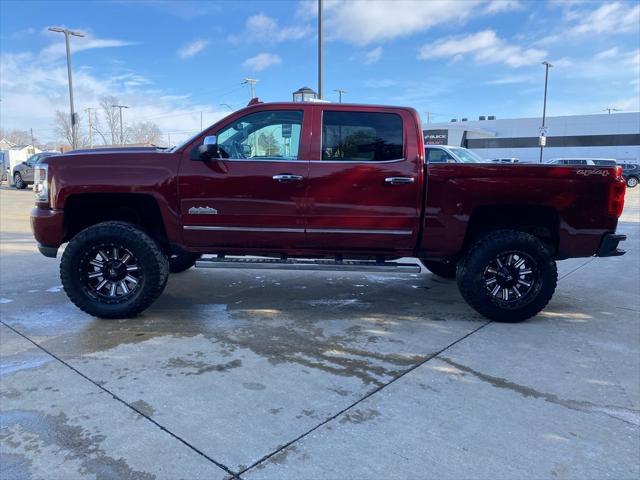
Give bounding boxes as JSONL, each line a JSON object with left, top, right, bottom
{"left": 0, "top": 319, "right": 241, "bottom": 480}
{"left": 237, "top": 320, "right": 492, "bottom": 477}
{"left": 559, "top": 257, "right": 595, "bottom": 280}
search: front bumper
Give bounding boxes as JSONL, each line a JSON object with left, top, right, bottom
{"left": 596, "top": 233, "right": 626, "bottom": 257}
{"left": 31, "top": 207, "right": 65, "bottom": 257}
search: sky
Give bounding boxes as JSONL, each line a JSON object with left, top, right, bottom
{"left": 1, "top": 0, "right": 639, "bottom": 145}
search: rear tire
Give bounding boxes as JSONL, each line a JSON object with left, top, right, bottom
{"left": 422, "top": 260, "right": 456, "bottom": 279}
{"left": 13, "top": 172, "right": 25, "bottom": 189}
{"left": 456, "top": 230, "right": 557, "bottom": 322}
{"left": 60, "top": 221, "right": 169, "bottom": 319}
{"left": 169, "top": 252, "right": 201, "bottom": 273}
{"left": 626, "top": 176, "right": 638, "bottom": 188}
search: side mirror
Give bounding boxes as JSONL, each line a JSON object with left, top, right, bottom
{"left": 196, "top": 135, "right": 219, "bottom": 160}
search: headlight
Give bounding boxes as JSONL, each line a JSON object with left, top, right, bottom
{"left": 34, "top": 164, "right": 49, "bottom": 204}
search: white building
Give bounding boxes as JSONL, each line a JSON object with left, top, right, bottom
{"left": 424, "top": 112, "right": 640, "bottom": 164}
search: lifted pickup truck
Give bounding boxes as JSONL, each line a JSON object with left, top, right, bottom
{"left": 31, "top": 101, "right": 627, "bottom": 322}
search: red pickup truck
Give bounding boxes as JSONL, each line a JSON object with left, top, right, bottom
{"left": 31, "top": 101, "right": 627, "bottom": 322}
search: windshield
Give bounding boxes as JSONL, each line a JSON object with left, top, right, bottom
{"left": 450, "top": 147, "right": 485, "bottom": 163}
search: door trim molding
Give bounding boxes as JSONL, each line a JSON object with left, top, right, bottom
{"left": 184, "top": 226, "right": 305, "bottom": 233}
{"left": 183, "top": 226, "right": 412, "bottom": 235}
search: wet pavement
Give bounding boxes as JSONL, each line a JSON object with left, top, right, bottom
{"left": 1, "top": 186, "right": 639, "bottom": 479}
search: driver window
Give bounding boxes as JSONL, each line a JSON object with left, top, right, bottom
{"left": 216, "top": 110, "right": 303, "bottom": 160}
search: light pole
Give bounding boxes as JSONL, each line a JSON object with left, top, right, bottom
{"left": 112, "top": 105, "right": 129, "bottom": 144}
{"left": 242, "top": 78, "right": 258, "bottom": 99}
{"left": 539, "top": 61, "right": 552, "bottom": 163}
{"left": 334, "top": 89, "right": 346, "bottom": 103}
{"left": 318, "top": 0, "right": 323, "bottom": 99}
{"left": 48, "top": 27, "right": 84, "bottom": 149}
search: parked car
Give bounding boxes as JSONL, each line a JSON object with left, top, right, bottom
{"left": 620, "top": 163, "right": 639, "bottom": 188}
{"left": 425, "top": 145, "right": 486, "bottom": 163}
{"left": 545, "top": 158, "right": 617, "bottom": 167}
{"left": 491, "top": 158, "right": 519, "bottom": 164}
{"left": 31, "top": 101, "right": 627, "bottom": 323}
{"left": 13, "top": 152, "right": 57, "bottom": 189}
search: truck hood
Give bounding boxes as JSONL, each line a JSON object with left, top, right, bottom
{"left": 66, "top": 146, "right": 159, "bottom": 155}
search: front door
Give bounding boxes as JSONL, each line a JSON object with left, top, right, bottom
{"left": 178, "top": 108, "right": 309, "bottom": 251}
{"left": 305, "top": 108, "right": 422, "bottom": 253}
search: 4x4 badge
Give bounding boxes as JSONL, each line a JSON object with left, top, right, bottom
{"left": 188, "top": 206, "right": 218, "bottom": 215}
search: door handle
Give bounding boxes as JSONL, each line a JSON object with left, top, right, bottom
{"left": 273, "top": 174, "right": 303, "bottom": 182}
{"left": 385, "top": 177, "right": 415, "bottom": 185}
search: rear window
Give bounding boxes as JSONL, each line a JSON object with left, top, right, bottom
{"left": 322, "top": 111, "right": 403, "bottom": 162}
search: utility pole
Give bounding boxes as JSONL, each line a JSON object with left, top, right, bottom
{"left": 539, "top": 61, "right": 553, "bottom": 164}
{"left": 112, "top": 104, "right": 129, "bottom": 144}
{"left": 30, "top": 128, "right": 35, "bottom": 147}
{"left": 425, "top": 112, "right": 430, "bottom": 124}
{"left": 48, "top": 27, "right": 84, "bottom": 150}
{"left": 85, "top": 108, "right": 95, "bottom": 148}
{"left": 604, "top": 107, "right": 621, "bottom": 114}
{"left": 242, "top": 78, "right": 258, "bottom": 99}
{"left": 167, "top": 133, "right": 171, "bottom": 147}
{"left": 318, "top": 0, "right": 323, "bottom": 99}
{"left": 334, "top": 89, "right": 346, "bottom": 103}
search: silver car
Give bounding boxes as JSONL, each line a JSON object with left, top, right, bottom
{"left": 13, "top": 152, "right": 56, "bottom": 189}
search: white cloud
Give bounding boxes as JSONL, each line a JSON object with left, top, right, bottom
{"left": 230, "top": 13, "right": 311, "bottom": 44}
{"left": 364, "top": 47, "right": 383, "bottom": 64}
{"left": 594, "top": 47, "right": 619, "bottom": 60}
{"left": 39, "top": 30, "right": 135, "bottom": 60}
{"left": 486, "top": 75, "right": 534, "bottom": 85}
{"left": 242, "top": 53, "right": 282, "bottom": 72}
{"left": 178, "top": 39, "right": 208, "bottom": 59}
{"left": 568, "top": 2, "right": 639, "bottom": 35}
{"left": 483, "top": 0, "right": 523, "bottom": 14}
{"left": 418, "top": 30, "right": 547, "bottom": 68}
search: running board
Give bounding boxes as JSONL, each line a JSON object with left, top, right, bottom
{"left": 195, "top": 256, "right": 421, "bottom": 273}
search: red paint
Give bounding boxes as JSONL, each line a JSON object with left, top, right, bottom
{"left": 31, "top": 102, "right": 624, "bottom": 260}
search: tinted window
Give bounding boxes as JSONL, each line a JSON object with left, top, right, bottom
{"left": 216, "top": 110, "right": 303, "bottom": 160}
{"left": 592, "top": 159, "right": 616, "bottom": 166}
{"left": 322, "top": 111, "right": 403, "bottom": 162}
{"left": 426, "top": 148, "right": 454, "bottom": 163}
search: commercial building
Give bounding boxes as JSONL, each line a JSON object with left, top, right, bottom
{"left": 424, "top": 112, "right": 640, "bottom": 163}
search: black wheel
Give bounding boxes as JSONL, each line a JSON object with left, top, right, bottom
{"left": 60, "top": 221, "right": 169, "bottom": 319}
{"left": 456, "top": 230, "right": 557, "bottom": 322}
{"left": 169, "top": 252, "right": 201, "bottom": 273}
{"left": 13, "top": 172, "right": 25, "bottom": 189}
{"left": 422, "top": 260, "right": 456, "bottom": 279}
{"left": 626, "top": 176, "right": 638, "bottom": 188}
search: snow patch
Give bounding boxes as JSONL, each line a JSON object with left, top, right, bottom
{"left": 46, "top": 285, "right": 63, "bottom": 293}
{"left": 0, "top": 298, "right": 13, "bottom": 304}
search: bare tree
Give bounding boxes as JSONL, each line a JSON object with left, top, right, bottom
{"left": 96, "top": 95, "right": 120, "bottom": 145}
{"left": 52, "top": 110, "right": 86, "bottom": 148}
{"left": 127, "top": 121, "right": 162, "bottom": 145}
{"left": 0, "top": 128, "right": 32, "bottom": 145}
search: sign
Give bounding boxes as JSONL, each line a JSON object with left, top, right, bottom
{"left": 538, "top": 125, "right": 548, "bottom": 135}
{"left": 539, "top": 135, "right": 547, "bottom": 146}
{"left": 424, "top": 129, "right": 448, "bottom": 145}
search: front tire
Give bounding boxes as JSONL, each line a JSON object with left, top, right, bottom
{"left": 422, "top": 260, "right": 456, "bottom": 279}
{"left": 626, "top": 176, "right": 638, "bottom": 188}
{"left": 456, "top": 230, "right": 557, "bottom": 322}
{"left": 13, "top": 172, "right": 25, "bottom": 189}
{"left": 60, "top": 222, "right": 169, "bottom": 319}
{"left": 169, "top": 252, "right": 201, "bottom": 273}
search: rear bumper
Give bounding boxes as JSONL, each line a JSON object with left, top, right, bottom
{"left": 596, "top": 233, "right": 626, "bottom": 257}
{"left": 31, "top": 207, "right": 65, "bottom": 257}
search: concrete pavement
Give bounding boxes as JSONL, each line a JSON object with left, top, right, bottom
{"left": 1, "top": 186, "right": 638, "bottom": 479}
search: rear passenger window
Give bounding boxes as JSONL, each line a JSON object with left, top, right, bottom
{"left": 322, "top": 111, "right": 403, "bottom": 162}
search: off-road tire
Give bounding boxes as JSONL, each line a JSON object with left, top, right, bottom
{"left": 169, "top": 252, "right": 201, "bottom": 273}
{"left": 456, "top": 229, "right": 557, "bottom": 322}
{"left": 626, "top": 176, "right": 638, "bottom": 188}
{"left": 60, "top": 221, "right": 169, "bottom": 319}
{"left": 13, "top": 172, "right": 25, "bottom": 189}
{"left": 422, "top": 260, "right": 457, "bottom": 279}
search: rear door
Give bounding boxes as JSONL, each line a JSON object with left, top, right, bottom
{"left": 178, "top": 107, "right": 309, "bottom": 250}
{"left": 305, "top": 107, "right": 422, "bottom": 252}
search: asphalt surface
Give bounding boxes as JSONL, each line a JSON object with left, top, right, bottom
{"left": 1, "top": 185, "right": 639, "bottom": 480}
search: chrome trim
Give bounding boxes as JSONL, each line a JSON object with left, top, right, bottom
{"left": 306, "top": 228, "right": 412, "bottom": 235}
{"left": 183, "top": 226, "right": 412, "bottom": 235}
{"left": 188, "top": 206, "right": 218, "bottom": 215}
{"left": 385, "top": 176, "right": 415, "bottom": 185}
{"left": 184, "top": 226, "right": 305, "bottom": 233}
{"left": 273, "top": 174, "right": 303, "bottom": 182}
{"left": 223, "top": 158, "right": 307, "bottom": 163}
{"left": 309, "top": 158, "right": 405, "bottom": 164}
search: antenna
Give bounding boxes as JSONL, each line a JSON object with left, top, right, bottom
{"left": 242, "top": 78, "right": 259, "bottom": 99}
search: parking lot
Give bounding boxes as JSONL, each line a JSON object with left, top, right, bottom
{"left": 1, "top": 185, "right": 639, "bottom": 479}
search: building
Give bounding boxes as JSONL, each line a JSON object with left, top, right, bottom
{"left": 424, "top": 112, "right": 640, "bottom": 163}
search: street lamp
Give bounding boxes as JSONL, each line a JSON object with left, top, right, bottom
{"left": 293, "top": 87, "right": 318, "bottom": 102}
{"left": 539, "top": 61, "right": 553, "bottom": 163}
{"left": 48, "top": 27, "right": 84, "bottom": 149}
{"left": 112, "top": 105, "right": 129, "bottom": 144}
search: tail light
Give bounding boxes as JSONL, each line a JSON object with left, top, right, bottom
{"left": 608, "top": 178, "right": 626, "bottom": 218}
{"left": 34, "top": 164, "right": 49, "bottom": 206}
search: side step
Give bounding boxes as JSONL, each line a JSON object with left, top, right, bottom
{"left": 195, "top": 256, "right": 421, "bottom": 273}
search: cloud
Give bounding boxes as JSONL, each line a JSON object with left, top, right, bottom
{"left": 39, "top": 30, "right": 135, "bottom": 60}
{"left": 594, "top": 47, "right": 619, "bottom": 60}
{"left": 178, "top": 39, "right": 208, "bottom": 59}
{"left": 486, "top": 75, "right": 535, "bottom": 85}
{"left": 242, "top": 53, "right": 282, "bottom": 72}
{"left": 364, "top": 47, "right": 383, "bottom": 64}
{"left": 568, "top": 2, "right": 639, "bottom": 35}
{"left": 298, "top": 0, "right": 523, "bottom": 46}
{"left": 418, "top": 30, "right": 547, "bottom": 68}
{"left": 230, "top": 13, "right": 311, "bottom": 44}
